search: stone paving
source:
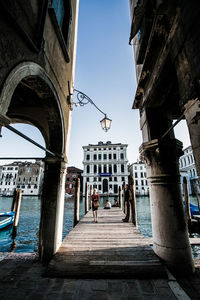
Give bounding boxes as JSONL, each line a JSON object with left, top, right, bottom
{"left": 0, "top": 253, "right": 200, "bottom": 300}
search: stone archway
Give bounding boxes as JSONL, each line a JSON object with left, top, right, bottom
{"left": 0, "top": 62, "right": 68, "bottom": 262}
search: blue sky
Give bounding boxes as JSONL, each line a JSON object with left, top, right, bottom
{"left": 0, "top": 0, "right": 190, "bottom": 168}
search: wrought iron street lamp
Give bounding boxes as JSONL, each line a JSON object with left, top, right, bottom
{"left": 71, "top": 87, "right": 112, "bottom": 132}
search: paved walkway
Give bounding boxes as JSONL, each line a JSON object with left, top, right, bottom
{"left": 0, "top": 253, "right": 196, "bottom": 300}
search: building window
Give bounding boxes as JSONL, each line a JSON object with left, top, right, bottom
{"left": 98, "top": 184, "right": 101, "bottom": 190}
{"left": 121, "top": 176, "right": 125, "bottom": 181}
{"left": 114, "top": 165, "right": 117, "bottom": 173}
{"left": 98, "top": 165, "right": 102, "bottom": 173}
{"left": 103, "top": 154, "right": 107, "bottom": 160}
{"left": 86, "top": 165, "right": 90, "bottom": 173}
{"left": 94, "top": 165, "right": 97, "bottom": 173}
{"left": 135, "top": 173, "right": 138, "bottom": 178}
{"left": 104, "top": 165, "right": 107, "bottom": 173}
{"left": 86, "top": 177, "right": 89, "bottom": 182}
{"left": 99, "top": 177, "right": 101, "bottom": 182}
{"left": 141, "top": 172, "right": 143, "bottom": 178}
{"left": 109, "top": 165, "right": 112, "bottom": 173}
{"left": 109, "top": 154, "right": 112, "bottom": 160}
{"left": 144, "top": 172, "right": 146, "bottom": 177}
{"left": 135, "top": 180, "right": 138, "bottom": 186}
{"left": 134, "top": 166, "right": 137, "bottom": 170}
{"left": 121, "top": 164, "right": 124, "bottom": 173}
{"left": 113, "top": 153, "right": 116, "bottom": 160}
{"left": 86, "top": 154, "right": 90, "bottom": 160}
{"left": 98, "top": 154, "right": 101, "bottom": 160}
{"left": 34, "top": 184, "right": 38, "bottom": 189}
{"left": 120, "top": 153, "right": 124, "bottom": 159}
{"left": 141, "top": 180, "right": 144, "bottom": 186}
{"left": 109, "top": 177, "right": 112, "bottom": 181}
{"left": 114, "top": 177, "right": 117, "bottom": 182}
{"left": 94, "top": 154, "right": 97, "bottom": 160}
{"left": 51, "top": 0, "right": 72, "bottom": 60}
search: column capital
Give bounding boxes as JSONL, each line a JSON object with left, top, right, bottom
{"left": 139, "top": 138, "right": 183, "bottom": 166}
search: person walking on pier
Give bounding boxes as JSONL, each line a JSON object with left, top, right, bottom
{"left": 91, "top": 188, "right": 100, "bottom": 223}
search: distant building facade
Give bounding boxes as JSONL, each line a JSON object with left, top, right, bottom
{"left": 65, "top": 166, "right": 83, "bottom": 195}
{"left": 0, "top": 162, "right": 19, "bottom": 196}
{"left": 179, "top": 146, "right": 199, "bottom": 195}
{"left": 82, "top": 141, "right": 129, "bottom": 195}
{"left": 129, "top": 161, "right": 149, "bottom": 196}
{"left": 0, "top": 161, "right": 44, "bottom": 196}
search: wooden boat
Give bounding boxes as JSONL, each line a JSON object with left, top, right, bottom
{"left": 0, "top": 212, "right": 15, "bottom": 230}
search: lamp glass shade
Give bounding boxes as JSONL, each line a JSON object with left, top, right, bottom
{"left": 100, "top": 116, "right": 112, "bottom": 132}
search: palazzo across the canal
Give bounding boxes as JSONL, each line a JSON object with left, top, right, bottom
{"left": 82, "top": 141, "right": 129, "bottom": 195}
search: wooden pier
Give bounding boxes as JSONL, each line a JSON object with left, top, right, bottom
{"left": 47, "top": 208, "right": 167, "bottom": 278}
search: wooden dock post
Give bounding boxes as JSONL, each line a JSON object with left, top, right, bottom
{"left": 12, "top": 189, "right": 22, "bottom": 237}
{"left": 129, "top": 175, "right": 137, "bottom": 226}
{"left": 194, "top": 183, "right": 200, "bottom": 212}
{"left": 183, "top": 177, "right": 192, "bottom": 225}
{"left": 118, "top": 186, "right": 122, "bottom": 209}
{"left": 74, "top": 178, "right": 80, "bottom": 227}
{"left": 85, "top": 182, "right": 89, "bottom": 214}
{"left": 123, "top": 181, "right": 126, "bottom": 214}
{"left": 90, "top": 185, "right": 93, "bottom": 209}
{"left": 11, "top": 188, "right": 18, "bottom": 212}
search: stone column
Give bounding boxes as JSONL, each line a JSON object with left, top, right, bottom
{"left": 184, "top": 99, "right": 200, "bottom": 182}
{"left": 39, "top": 156, "right": 67, "bottom": 263}
{"left": 140, "top": 139, "right": 194, "bottom": 274}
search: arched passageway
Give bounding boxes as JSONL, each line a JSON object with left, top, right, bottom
{"left": 0, "top": 62, "right": 68, "bottom": 262}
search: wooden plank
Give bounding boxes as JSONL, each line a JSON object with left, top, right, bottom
{"left": 46, "top": 208, "right": 167, "bottom": 278}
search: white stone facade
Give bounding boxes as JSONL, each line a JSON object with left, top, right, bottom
{"left": 0, "top": 161, "right": 44, "bottom": 196}
{"left": 129, "top": 161, "right": 149, "bottom": 196}
{"left": 82, "top": 141, "right": 129, "bottom": 195}
{"left": 0, "top": 163, "right": 19, "bottom": 196}
{"left": 179, "top": 145, "right": 199, "bottom": 195}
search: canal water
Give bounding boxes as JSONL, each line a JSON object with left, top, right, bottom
{"left": 0, "top": 195, "right": 199, "bottom": 258}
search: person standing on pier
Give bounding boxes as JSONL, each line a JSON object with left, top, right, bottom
{"left": 91, "top": 188, "right": 100, "bottom": 223}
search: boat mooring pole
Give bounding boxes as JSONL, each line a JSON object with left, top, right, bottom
{"left": 90, "top": 186, "right": 93, "bottom": 209}
{"left": 74, "top": 178, "right": 80, "bottom": 227}
{"left": 194, "top": 183, "right": 200, "bottom": 212}
{"left": 11, "top": 188, "right": 18, "bottom": 211}
{"left": 12, "top": 189, "right": 22, "bottom": 237}
{"left": 129, "top": 175, "right": 137, "bottom": 226}
{"left": 183, "top": 177, "right": 192, "bottom": 226}
{"left": 118, "top": 186, "right": 122, "bottom": 209}
{"left": 85, "top": 182, "right": 89, "bottom": 214}
{"left": 123, "top": 181, "right": 126, "bottom": 214}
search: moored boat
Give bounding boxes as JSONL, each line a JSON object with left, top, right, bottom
{"left": 0, "top": 212, "right": 15, "bottom": 230}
